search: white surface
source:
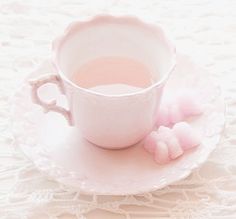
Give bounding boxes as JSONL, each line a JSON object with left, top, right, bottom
{"left": 0, "top": 0, "right": 236, "bottom": 218}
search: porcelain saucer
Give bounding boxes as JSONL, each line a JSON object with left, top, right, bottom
{"left": 11, "top": 54, "right": 225, "bottom": 195}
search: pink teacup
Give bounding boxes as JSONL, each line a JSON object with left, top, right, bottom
{"left": 29, "top": 15, "right": 176, "bottom": 149}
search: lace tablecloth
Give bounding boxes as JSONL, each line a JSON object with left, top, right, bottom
{"left": 0, "top": 0, "right": 236, "bottom": 218}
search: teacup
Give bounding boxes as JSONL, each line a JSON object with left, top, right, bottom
{"left": 29, "top": 15, "right": 176, "bottom": 149}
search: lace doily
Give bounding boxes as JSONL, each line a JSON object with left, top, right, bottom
{"left": 0, "top": 0, "right": 236, "bottom": 218}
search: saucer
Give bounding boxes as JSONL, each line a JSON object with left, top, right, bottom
{"left": 11, "top": 54, "right": 225, "bottom": 195}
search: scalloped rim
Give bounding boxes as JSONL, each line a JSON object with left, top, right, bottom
{"left": 51, "top": 14, "right": 177, "bottom": 98}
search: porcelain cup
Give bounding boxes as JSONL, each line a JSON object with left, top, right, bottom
{"left": 29, "top": 15, "right": 176, "bottom": 149}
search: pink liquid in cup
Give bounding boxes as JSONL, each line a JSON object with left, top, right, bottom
{"left": 29, "top": 15, "right": 176, "bottom": 149}
{"left": 70, "top": 56, "right": 154, "bottom": 95}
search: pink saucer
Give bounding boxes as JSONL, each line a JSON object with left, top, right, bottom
{"left": 11, "top": 54, "right": 225, "bottom": 195}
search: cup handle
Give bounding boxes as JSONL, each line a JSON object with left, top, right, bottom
{"left": 29, "top": 74, "right": 73, "bottom": 126}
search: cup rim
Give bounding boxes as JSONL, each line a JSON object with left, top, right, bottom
{"left": 52, "top": 14, "right": 177, "bottom": 97}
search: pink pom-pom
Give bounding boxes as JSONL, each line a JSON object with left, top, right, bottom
{"left": 156, "top": 90, "right": 204, "bottom": 127}
{"left": 158, "top": 126, "right": 184, "bottom": 159}
{"left": 173, "top": 122, "right": 201, "bottom": 150}
{"left": 144, "top": 132, "right": 170, "bottom": 164}
{"left": 144, "top": 132, "right": 158, "bottom": 153}
{"left": 167, "top": 136, "right": 184, "bottom": 159}
{"left": 154, "top": 141, "right": 170, "bottom": 164}
{"left": 144, "top": 122, "right": 202, "bottom": 165}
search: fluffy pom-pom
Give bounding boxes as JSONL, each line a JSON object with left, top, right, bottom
{"left": 173, "top": 122, "right": 201, "bottom": 150}
{"left": 156, "top": 90, "right": 204, "bottom": 127}
{"left": 143, "top": 122, "right": 201, "bottom": 165}
{"left": 144, "top": 132, "right": 158, "bottom": 153}
{"left": 154, "top": 141, "right": 170, "bottom": 164}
